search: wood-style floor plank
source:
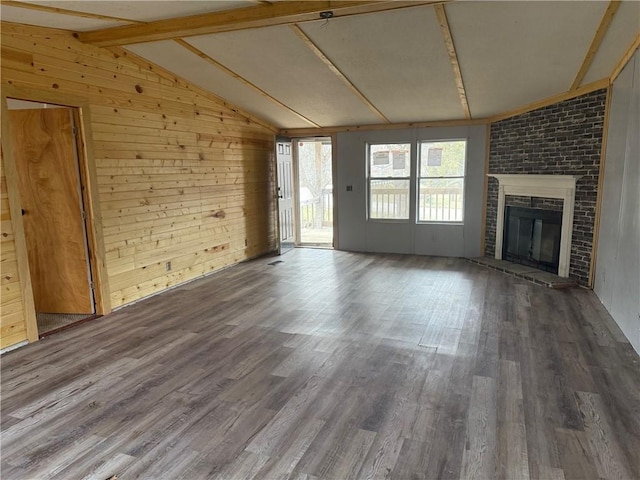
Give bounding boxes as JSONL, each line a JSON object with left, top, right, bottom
{"left": 1, "top": 249, "right": 639, "bottom": 479}
{"left": 460, "top": 376, "right": 498, "bottom": 480}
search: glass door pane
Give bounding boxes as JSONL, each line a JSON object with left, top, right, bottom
{"left": 297, "top": 138, "right": 333, "bottom": 245}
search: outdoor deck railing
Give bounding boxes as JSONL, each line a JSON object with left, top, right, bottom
{"left": 300, "top": 187, "right": 463, "bottom": 225}
{"left": 301, "top": 188, "right": 333, "bottom": 227}
{"left": 370, "top": 187, "right": 463, "bottom": 221}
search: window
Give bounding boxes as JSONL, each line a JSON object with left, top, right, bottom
{"left": 368, "top": 143, "right": 411, "bottom": 220}
{"left": 418, "top": 140, "right": 466, "bottom": 222}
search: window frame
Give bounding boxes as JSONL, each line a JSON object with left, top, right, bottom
{"left": 417, "top": 139, "right": 467, "bottom": 224}
{"left": 367, "top": 142, "right": 412, "bottom": 222}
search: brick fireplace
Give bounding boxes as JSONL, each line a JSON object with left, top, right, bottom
{"left": 489, "top": 174, "right": 578, "bottom": 278}
{"left": 484, "top": 88, "right": 607, "bottom": 286}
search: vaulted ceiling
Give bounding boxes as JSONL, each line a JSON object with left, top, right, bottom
{"left": 2, "top": 1, "right": 639, "bottom": 130}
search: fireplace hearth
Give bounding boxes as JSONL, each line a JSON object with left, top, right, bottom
{"left": 503, "top": 206, "right": 562, "bottom": 274}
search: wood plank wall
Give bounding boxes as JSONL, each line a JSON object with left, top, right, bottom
{"left": 1, "top": 152, "right": 28, "bottom": 349}
{"left": 0, "top": 23, "right": 278, "bottom": 349}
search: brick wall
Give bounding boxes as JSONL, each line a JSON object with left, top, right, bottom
{"left": 485, "top": 89, "right": 607, "bottom": 285}
{"left": 504, "top": 195, "right": 564, "bottom": 212}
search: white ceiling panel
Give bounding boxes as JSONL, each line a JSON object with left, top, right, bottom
{"left": 184, "top": 26, "right": 383, "bottom": 127}
{"left": 4, "top": 1, "right": 634, "bottom": 128}
{"left": 299, "top": 6, "right": 463, "bottom": 123}
{"left": 15, "top": 1, "right": 255, "bottom": 23}
{"left": 583, "top": 1, "right": 640, "bottom": 85}
{"left": 0, "top": 4, "right": 127, "bottom": 31}
{"left": 125, "top": 40, "right": 310, "bottom": 129}
{"left": 447, "top": 1, "right": 609, "bottom": 118}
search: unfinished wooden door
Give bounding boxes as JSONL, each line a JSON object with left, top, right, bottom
{"left": 9, "top": 108, "right": 94, "bottom": 314}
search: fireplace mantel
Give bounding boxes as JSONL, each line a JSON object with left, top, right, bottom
{"left": 488, "top": 174, "right": 580, "bottom": 277}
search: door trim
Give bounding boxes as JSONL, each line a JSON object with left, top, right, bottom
{"left": 290, "top": 136, "right": 336, "bottom": 248}
{"left": 292, "top": 140, "right": 301, "bottom": 245}
{"left": 331, "top": 133, "right": 338, "bottom": 249}
{"left": 1, "top": 86, "right": 111, "bottom": 342}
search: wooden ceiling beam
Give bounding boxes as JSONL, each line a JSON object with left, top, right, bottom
{"left": 570, "top": 0, "right": 621, "bottom": 90}
{"left": 610, "top": 33, "right": 640, "bottom": 84}
{"left": 290, "top": 24, "right": 390, "bottom": 124}
{"left": 488, "top": 78, "right": 609, "bottom": 124}
{"left": 280, "top": 118, "right": 486, "bottom": 137}
{"left": 173, "top": 39, "right": 321, "bottom": 128}
{"left": 77, "top": 1, "right": 444, "bottom": 47}
{"left": 281, "top": 77, "right": 611, "bottom": 136}
{"left": 1, "top": 0, "right": 142, "bottom": 24}
{"left": 434, "top": 4, "right": 471, "bottom": 120}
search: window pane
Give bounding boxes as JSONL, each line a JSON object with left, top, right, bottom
{"left": 370, "top": 179, "right": 410, "bottom": 219}
{"left": 418, "top": 178, "right": 464, "bottom": 222}
{"left": 370, "top": 144, "right": 411, "bottom": 178}
{"left": 419, "top": 141, "right": 466, "bottom": 177}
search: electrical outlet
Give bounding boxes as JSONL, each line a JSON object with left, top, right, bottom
{"left": 165, "top": 261, "right": 172, "bottom": 271}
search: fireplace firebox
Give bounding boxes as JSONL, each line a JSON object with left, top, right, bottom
{"left": 503, "top": 206, "right": 562, "bottom": 274}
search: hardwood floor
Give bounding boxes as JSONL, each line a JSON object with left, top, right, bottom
{"left": 2, "top": 249, "right": 639, "bottom": 480}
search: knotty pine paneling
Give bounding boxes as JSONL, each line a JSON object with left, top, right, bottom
{"left": 1, "top": 160, "right": 28, "bottom": 349}
{"left": 1, "top": 22, "right": 277, "bottom": 346}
